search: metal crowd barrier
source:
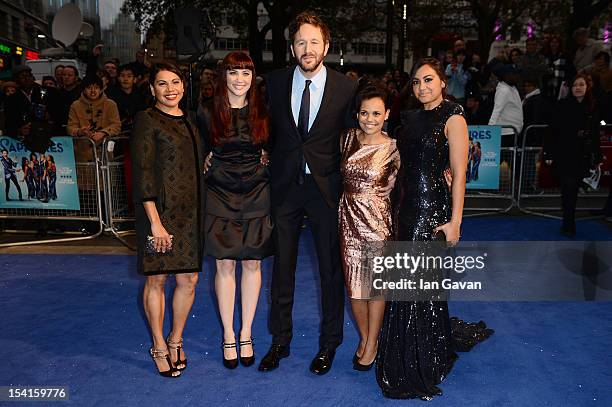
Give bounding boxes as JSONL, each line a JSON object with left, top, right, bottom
{"left": 0, "top": 137, "right": 104, "bottom": 247}
{"left": 3, "top": 123, "right": 606, "bottom": 248}
{"left": 517, "top": 124, "right": 611, "bottom": 219}
{"left": 101, "top": 135, "right": 136, "bottom": 249}
{"left": 464, "top": 125, "right": 519, "bottom": 216}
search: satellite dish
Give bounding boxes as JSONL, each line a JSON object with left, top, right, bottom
{"left": 51, "top": 4, "right": 83, "bottom": 47}
{"left": 79, "top": 22, "right": 94, "bottom": 37}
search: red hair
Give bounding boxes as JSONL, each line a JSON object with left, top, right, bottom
{"left": 210, "top": 52, "right": 269, "bottom": 146}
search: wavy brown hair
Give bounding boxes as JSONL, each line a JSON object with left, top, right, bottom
{"left": 210, "top": 52, "right": 269, "bottom": 146}
{"left": 288, "top": 11, "right": 331, "bottom": 45}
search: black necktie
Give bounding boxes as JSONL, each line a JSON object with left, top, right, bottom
{"left": 296, "top": 80, "right": 311, "bottom": 184}
{"left": 297, "top": 80, "right": 312, "bottom": 141}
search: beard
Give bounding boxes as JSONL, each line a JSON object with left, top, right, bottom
{"left": 298, "top": 52, "right": 324, "bottom": 73}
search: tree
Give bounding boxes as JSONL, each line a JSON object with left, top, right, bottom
{"left": 123, "top": 0, "right": 388, "bottom": 69}
{"left": 565, "top": 0, "right": 612, "bottom": 49}
{"left": 468, "top": 0, "right": 532, "bottom": 61}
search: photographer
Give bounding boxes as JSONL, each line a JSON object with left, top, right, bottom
{"left": 4, "top": 65, "right": 62, "bottom": 152}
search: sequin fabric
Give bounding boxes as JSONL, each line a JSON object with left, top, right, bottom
{"left": 376, "top": 100, "right": 493, "bottom": 400}
{"left": 339, "top": 129, "right": 400, "bottom": 299}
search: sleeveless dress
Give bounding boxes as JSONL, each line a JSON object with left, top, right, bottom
{"left": 204, "top": 106, "right": 273, "bottom": 260}
{"left": 339, "top": 129, "right": 399, "bottom": 299}
{"left": 376, "top": 100, "right": 493, "bottom": 399}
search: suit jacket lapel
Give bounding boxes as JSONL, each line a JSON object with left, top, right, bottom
{"left": 285, "top": 68, "right": 300, "bottom": 139}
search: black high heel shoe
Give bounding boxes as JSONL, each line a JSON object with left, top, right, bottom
{"left": 166, "top": 334, "right": 187, "bottom": 371}
{"left": 353, "top": 358, "right": 375, "bottom": 371}
{"left": 149, "top": 347, "right": 180, "bottom": 378}
{"left": 222, "top": 342, "right": 239, "bottom": 369}
{"left": 239, "top": 338, "right": 255, "bottom": 367}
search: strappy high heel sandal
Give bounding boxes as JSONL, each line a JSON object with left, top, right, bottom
{"left": 149, "top": 347, "right": 180, "bottom": 378}
{"left": 166, "top": 334, "right": 187, "bottom": 371}
{"left": 239, "top": 338, "right": 255, "bottom": 367}
{"left": 222, "top": 341, "right": 239, "bottom": 369}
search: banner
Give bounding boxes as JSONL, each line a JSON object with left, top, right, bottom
{"left": 466, "top": 125, "right": 502, "bottom": 190}
{"left": 0, "top": 136, "right": 80, "bottom": 210}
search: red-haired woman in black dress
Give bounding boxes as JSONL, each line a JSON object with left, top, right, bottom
{"left": 203, "top": 51, "right": 272, "bottom": 369}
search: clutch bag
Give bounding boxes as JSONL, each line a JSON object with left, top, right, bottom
{"left": 145, "top": 235, "right": 173, "bottom": 255}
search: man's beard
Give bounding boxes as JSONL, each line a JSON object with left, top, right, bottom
{"left": 298, "top": 53, "right": 324, "bottom": 73}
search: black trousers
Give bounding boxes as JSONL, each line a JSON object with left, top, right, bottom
{"left": 560, "top": 175, "right": 579, "bottom": 230}
{"left": 605, "top": 186, "right": 612, "bottom": 217}
{"left": 5, "top": 174, "right": 22, "bottom": 199}
{"left": 270, "top": 175, "right": 344, "bottom": 349}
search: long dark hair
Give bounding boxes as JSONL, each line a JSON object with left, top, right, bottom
{"left": 210, "top": 52, "right": 269, "bottom": 146}
{"left": 410, "top": 57, "right": 448, "bottom": 99}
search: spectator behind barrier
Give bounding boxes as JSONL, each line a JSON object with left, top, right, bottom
{"left": 573, "top": 28, "right": 604, "bottom": 73}
{"left": 103, "top": 60, "right": 119, "bottom": 88}
{"left": 517, "top": 38, "right": 548, "bottom": 87}
{"left": 42, "top": 76, "right": 57, "bottom": 89}
{"left": 542, "top": 35, "right": 575, "bottom": 101}
{"left": 445, "top": 50, "right": 469, "bottom": 104}
{"left": 465, "top": 92, "right": 491, "bottom": 125}
{"left": 488, "top": 64, "right": 524, "bottom": 138}
{"left": 4, "top": 65, "right": 62, "bottom": 152}
{"left": 522, "top": 76, "right": 553, "bottom": 146}
{"left": 67, "top": 74, "right": 120, "bottom": 163}
{"left": 582, "top": 51, "right": 612, "bottom": 93}
{"left": 195, "top": 78, "right": 214, "bottom": 145}
{"left": 54, "top": 65, "right": 65, "bottom": 88}
{"left": 0, "top": 81, "right": 18, "bottom": 133}
{"left": 107, "top": 64, "right": 149, "bottom": 131}
{"left": 131, "top": 50, "right": 149, "bottom": 78}
{"left": 545, "top": 73, "right": 602, "bottom": 237}
{"left": 57, "top": 65, "right": 82, "bottom": 129}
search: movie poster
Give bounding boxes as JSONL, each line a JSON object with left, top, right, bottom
{"left": 466, "top": 126, "right": 502, "bottom": 190}
{"left": 0, "top": 136, "right": 80, "bottom": 210}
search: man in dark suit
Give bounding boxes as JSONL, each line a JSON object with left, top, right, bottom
{"left": 258, "top": 11, "right": 357, "bottom": 375}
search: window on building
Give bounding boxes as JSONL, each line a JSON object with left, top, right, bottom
{"left": 329, "top": 40, "right": 347, "bottom": 55}
{"left": 264, "top": 39, "right": 272, "bottom": 52}
{"left": 351, "top": 42, "right": 385, "bottom": 56}
{"left": 214, "top": 37, "right": 248, "bottom": 51}
{"left": 12, "top": 17, "right": 20, "bottom": 43}
{"left": 0, "top": 12, "right": 7, "bottom": 38}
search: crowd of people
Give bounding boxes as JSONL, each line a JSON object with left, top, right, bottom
{"left": 0, "top": 11, "right": 610, "bottom": 399}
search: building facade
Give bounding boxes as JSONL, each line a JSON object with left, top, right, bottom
{"left": 44, "top": 0, "right": 141, "bottom": 66}
{"left": 0, "top": 0, "right": 48, "bottom": 78}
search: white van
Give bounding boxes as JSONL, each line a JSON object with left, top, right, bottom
{"left": 26, "top": 58, "right": 86, "bottom": 82}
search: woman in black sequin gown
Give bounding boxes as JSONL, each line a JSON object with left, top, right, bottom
{"left": 376, "top": 58, "right": 493, "bottom": 399}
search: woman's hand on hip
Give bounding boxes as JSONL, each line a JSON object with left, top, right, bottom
{"left": 434, "top": 221, "right": 461, "bottom": 246}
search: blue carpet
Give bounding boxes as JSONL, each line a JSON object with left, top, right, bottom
{"left": 0, "top": 216, "right": 611, "bottom": 406}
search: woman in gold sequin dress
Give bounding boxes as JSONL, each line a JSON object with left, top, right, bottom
{"left": 339, "top": 83, "right": 400, "bottom": 371}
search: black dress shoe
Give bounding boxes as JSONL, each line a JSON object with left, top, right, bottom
{"left": 309, "top": 348, "right": 335, "bottom": 375}
{"left": 258, "top": 344, "right": 290, "bottom": 372}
